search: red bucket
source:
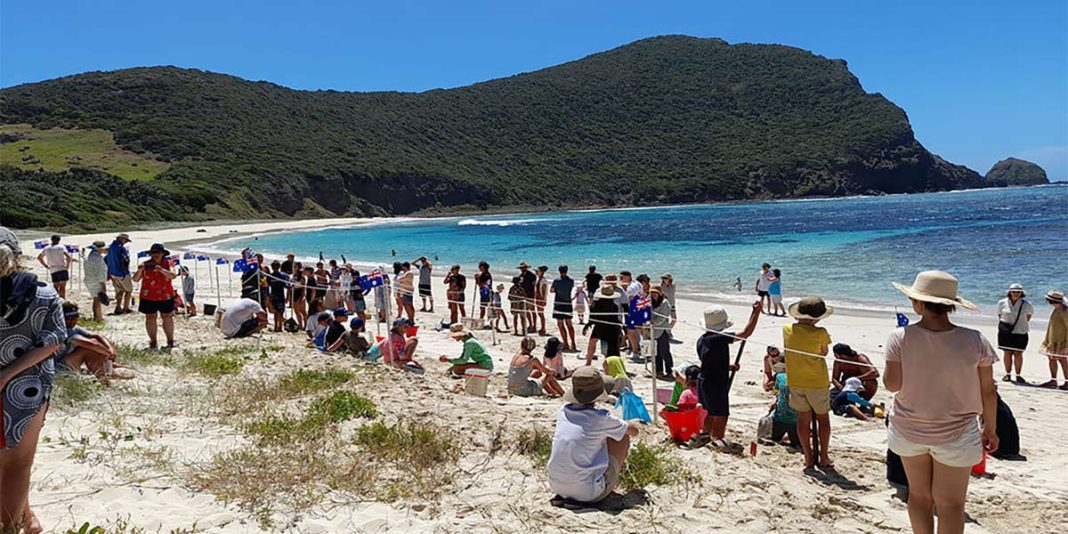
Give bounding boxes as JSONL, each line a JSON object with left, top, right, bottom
{"left": 971, "top": 450, "right": 987, "bottom": 476}
{"left": 375, "top": 336, "right": 385, "bottom": 343}
{"left": 661, "top": 405, "right": 707, "bottom": 443}
{"left": 406, "top": 326, "right": 419, "bottom": 337}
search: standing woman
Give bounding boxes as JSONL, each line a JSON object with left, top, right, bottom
{"left": 995, "top": 283, "right": 1033, "bottom": 383}
{"left": 133, "top": 243, "right": 179, "bottom": 350}
{"left": 83, "top": 241, "right": 109, "bottom": 323}
{"left": 1039, "top": 290, "right": 1068, "bottom": 389}
{"left": 885, "top": 271, "right": 998, "bottom": 534}
{"left": 583, "top": 285, "right": 622, "bottom": 365}
{"left": 291, "top": 263, "right": 308, "bottom": 328}
{"left": 0, "top": 227, "right": 66, "bottom": 532}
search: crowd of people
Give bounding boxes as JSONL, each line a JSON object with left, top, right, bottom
{"left": 3, "top": 225, "right": 1068, "bottom": 534}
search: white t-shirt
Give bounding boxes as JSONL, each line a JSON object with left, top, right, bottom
{"left": 41, "top": 244, "right": 69, "bottom": 272}
{"left": 546, "top": 404, "right": 629, "bottom": 502}
{"left": 756, "top": 270, "right": 772, "bottom": 291}
{"left": 624, "top": 281, "right": 642, "bottom": 299}
{"left": 995, "top": 298, "right": 1033, "bottom": 335}
{"left": 220, "top": 298, "right": 264, "bottom": 337}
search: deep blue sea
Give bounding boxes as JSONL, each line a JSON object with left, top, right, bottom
{"left": 207, "top": 185, "right": 1067, "bottom": 314}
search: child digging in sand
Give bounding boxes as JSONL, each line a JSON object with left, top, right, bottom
{"left": 783, "top": 296, "right": 835, "bottom": 470}
{"left": 508, "top": 337, "right": 564, "bottom": 397}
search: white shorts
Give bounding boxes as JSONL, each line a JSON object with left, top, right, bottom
{"left": 770, "top": 294, "right": 782, "bottom": 304}
{"left": 888, "top": 419, "right": 982, "bottom": 468}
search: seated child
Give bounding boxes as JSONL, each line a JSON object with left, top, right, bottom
{"left": 601, "top": 355, "right": 632, "bottom": 394}
{"left": 308, "top": 312, "right": 332, "bottom": 349}
{"left": 677, "top": 366, "right": 701, "bottom": 406}
{"left": 547, "top": 367, "right": 641, "bottom": 504}
{"left": 56, "top": 302, "right": 119, "bottom": 380}
{"left": 508, "top": 337, "right": 564, "bottom": 397}
{"left": 769, "top": 362, "right": 800, "bottom": 447}
{"left": 543, "top": 337, "right": 571, "bottom": 379}
{"left": 831, "top": 377, "right": 875, "bottom": 421}
{"left": 382, "top": 318, "right": 422, "bottom": 372}
{"left": 345, "top": 317, "right": 373, "bottom": 359}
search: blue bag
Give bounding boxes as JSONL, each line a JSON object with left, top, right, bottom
{"left": 615, "top": 388, "right": 652, "bottom": 423}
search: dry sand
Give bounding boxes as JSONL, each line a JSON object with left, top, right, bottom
{"left": 21, "top": 219, "right": 1068, "bottom": 533}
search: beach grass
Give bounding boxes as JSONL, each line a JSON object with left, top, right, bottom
{"left": 0, "top": 124, "right": 168, "bottom": 181}
{"left": 244, "top": 390, "right": 376, "bottom": 446}
{"left": 306, "top": 390, "right": 377, "bottom": 423}
{"left": 620, "top": 443, "right": 701, "bottom": 491}
{"left": 116, "top": 344, "right": 176, "bottom": 368}
{"left": 180, "top": 346, "right": 255, "bottom": 377}
{"left": 51, "top": 373, "right": 104, "bottom": 408}
{"left": 513, "top": 427, "right": 553, "bottom": 467}
{"left": 277, "top": 369, "right": 355, "bottom": 395}
{"left": 76, "top": 316, "right": 107, "bottom": 330}
{"left": 353, "top": 420, "right": 461, "bottom": 500}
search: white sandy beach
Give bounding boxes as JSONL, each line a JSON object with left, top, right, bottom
{"left": 21, "top": 219, "right": 1068, "bottom": 533}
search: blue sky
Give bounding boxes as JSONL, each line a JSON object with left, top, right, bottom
{"left": 2, "top": 0, "right": 1065, "bottom": 181}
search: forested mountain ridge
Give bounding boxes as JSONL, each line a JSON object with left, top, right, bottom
{"left": 0, "top": 35, "right": 984, "bottom": 229}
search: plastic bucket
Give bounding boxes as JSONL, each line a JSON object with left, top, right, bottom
{"left": 203, "top": 304, "right": 217, "bottom": 316}
{"left": 464, "top": 367, "right": 491, "bottom": 397}
{"left": 375, "top": 336, "right": 385, "bottom": 342}
{"left": 660, "top": 405, "right": 707, "bottom": 442}
{"left": 406, "top": 326, "right": 419, "bottom": 337}
{"left": 971, "top": 450, "right": 987, "bottom": 476}
{"left": 655, "top": 387, "right": 674, "bottom": 405}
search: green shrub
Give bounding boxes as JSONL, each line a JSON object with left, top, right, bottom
{"left": 116, "top": 343, "right": 174, "bottom": 368}
{"left": 181, "top": 346, "right": 253, "bottom": 377}
{"left": 307, "top": 391, "right": 377, "bottom": 424}
{"left": 51, "top": 373, "right": 103, "bottom": 407}
{"left": 620, "top": 443, "right": 701, "bottom": 490}
{"left": 277, "top": 369, "right": 355, "bottom": 395}
{"left": 354, "top": 420, "right": 458, "bottom": 469}
{"left": 513, "top": 427, "right": 553, "bottom": 467}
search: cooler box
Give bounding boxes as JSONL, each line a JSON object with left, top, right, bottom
{"left": 661, "top": 405, "right": 707, "bottom": 443}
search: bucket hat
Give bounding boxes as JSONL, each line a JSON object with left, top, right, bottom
{"left": 563, "top": 366, "right": 613, "bottom": 404}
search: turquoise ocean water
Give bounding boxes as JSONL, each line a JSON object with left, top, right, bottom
{"left": 204, "top": 186, "right": 1067, "bottom": 315}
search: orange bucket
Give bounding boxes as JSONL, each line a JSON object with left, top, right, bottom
{"left": 660, "top": 405, "right": 707, "bottom": 443}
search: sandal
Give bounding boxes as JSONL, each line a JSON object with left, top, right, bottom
{"left": 1038, "top": 380, "right": 1057, "bottom": 388}
{"left": 684, "top": 433, "right": 711, "bottom": 449}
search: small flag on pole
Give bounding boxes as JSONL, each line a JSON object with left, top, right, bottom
{"left": 358, "top": 268, "right": 386, "bottom": 291}
{"left": 196, "top": 255, "right": 209, "bottom": 261}
{"left": 215, "top": 258, "right": 229, "bottom": 265}
{"left": 137, "top": 251, "right": 150, "bottom": 258}
{"left": 33, "top": 240, "right": 48, "bottom": 250}
{"left": 896, "top": 312, "right": 909, "bottom": 327}
{"left": 183, "top": 252, "right": 195, "bottom": 260}
{"left": 64, "top": 244, "right": 80, "bottom": 253}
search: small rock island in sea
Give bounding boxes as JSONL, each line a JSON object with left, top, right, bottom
{"left": 985, "top": 157, "right": 1049, "bottom": 186}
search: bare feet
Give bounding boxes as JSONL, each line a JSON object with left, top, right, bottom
{"left": 23, "top": 505, "right": 42, "bottom": 534}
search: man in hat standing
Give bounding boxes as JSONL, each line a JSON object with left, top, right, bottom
{"left": 83, "top": 241, "right": 110, "bottom": 322}
{"left": 37, "top": 234, "right": 72, "bottom": 298}
{"left": 783, "top": 296, "right": 835, "bottom": 469}
{"left": 106, "top": 233, "right": 133, "bottom": 314}
{"left": 546, "top": 367, "right": 640, "bottom": 504}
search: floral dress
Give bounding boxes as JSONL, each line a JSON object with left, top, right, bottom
{"left": 0, "top": 276, "right": 65, "bottom": 449}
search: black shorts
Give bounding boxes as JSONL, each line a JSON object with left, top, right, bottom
{"left": 139, "top": 298, "right": 175, "bottom": 315}
{"left": 233, "top": 318, "right": 260, "bottom": 338}
{"left": 757, "top": 290, "right": 769, "bottom": 297}
{"left": 552, "top": 302, "right": 573, "bottom": 320}
{"left": 271, "top": 298, "right": 286, "bottom": 313}
{"left": 419, "top": 283, "right": 432, "bottom": 297}
{"left": 184, "top": 292, "right": 195, "bottom": 304}
{"left": 51, "top": 270, "right": 69, "bottom": 283}
{"left": 698, "top": 376, "right": 730, "bottom": 417}
{"left": 997, "top": 331, "right": 1028, "bottom": 352}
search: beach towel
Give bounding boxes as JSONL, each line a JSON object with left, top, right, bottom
{"left": 616, "top": 388, "right": 651, "bottom": 423}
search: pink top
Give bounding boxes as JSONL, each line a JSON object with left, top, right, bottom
{"left": 885, "top": 325, "right": 996, "bottom": 445}
{"left": 382, "top": 332, "right": 409, "bottom": 364}
{"left": 678, "top": 387, "right": 699, "bottom": 406}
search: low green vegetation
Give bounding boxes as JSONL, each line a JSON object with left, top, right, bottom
{"left": 244, "top": 391, "right": 376, "bottom": 446}
{"left": 277, "top": 369, "right": 355, "bottom": 395}
{"left": 620, "top": 443, "right": 701, "bottom": 491}
{"left": 51, "top": 373, "right": 104, "bottom": 408}
{"left": 0, "top": 124, "right": 169, "bottom": 180}
{"left": 306, "top": 390, "right": 377, "bottom": 423}
{"left": 513, "top": 427, "right": 553, "bottom": 467}
{"left": 180, "top": 346, "right": 255, "bottom": 378}
{"left": 353, "top": 420, "right": 461, "bottom": 500}
{"left": 115, "top": 343, "right": 175, "bottom": 368}
{"left": 76, "top": 316, "right": 106, "bottom": 330}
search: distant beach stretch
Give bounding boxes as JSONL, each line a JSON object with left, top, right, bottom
{"left": 3, "top": 198, "right": 1067, "bottom": 531}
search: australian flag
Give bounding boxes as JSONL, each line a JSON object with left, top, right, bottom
{"left": 232, "top": 258, "right": 255, "bottom": 272}
{"left": 896, "top": 312, "right": 910, "bottom": 328}
{"left": 196, "top": 254, "right": 209, "bottom": 261}
{"left": 626, "top": 294, "right": 652, "bottom": 328}
{"left": 137, "top": 251, "right": 150, "bottom": 258}
{"left": 358, "top": 268, "right": 386, "bottom": 291}
{"left": 33, "top": 240, "right": 48, "bottom": 250}
{"left": 183, "top": 252, "right": 195, "bottom": 260}
{"left": 215, "top": 258, "right": 229, "bottom": 265}
{"left": 64, "top": 244, "right": 80, "bottom": 253}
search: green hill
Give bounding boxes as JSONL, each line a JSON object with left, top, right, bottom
{"left": 985, "top": 157, "right": 1049, "bottom": 186}
{"left": 0, "top": 35, "right": 982, "bottom": 230}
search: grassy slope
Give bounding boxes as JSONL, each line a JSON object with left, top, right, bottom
{"left": 0, "top": 123, "right": 168, "bottom": 180}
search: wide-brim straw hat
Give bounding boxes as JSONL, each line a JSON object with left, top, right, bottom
{"left": 1047, "top": 290, "right": 1065, "bottom": 304}
{"left": 788, "top": 296, "right": 835, "bottom": 320}
{"left": 594, "top": 286, "right": 615, "bottom": 300}
{"left": 517, "top": 261, "right": 530, "bottom": 269}
{"left": 1007, "top": 283, "right": 1024, "bottom": 292}
{"left": 703, "top": 305, "right": 733, "bottom": 331}
{"left": 892, "top": 271, "right": 977, "bottom": 311}
{"left": 563, "top": 367, "right": 613, "bottom": 404}
{"left": 448, "top": 323, "right": 471, "bottom": 339}
{"left": 91, "top": 240, "right": 107, "bottom": 250}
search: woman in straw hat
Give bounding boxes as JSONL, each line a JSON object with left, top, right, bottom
{"left": 84, "top": 240, "right": 110, "bottom": 322}
{"left": 994, "top": 283, "right": 1033, "bottom": 384}
{"left": 1039, "top": 290, "right": 1068, "bottom": 389}
{"left": 440, "top": 323, "right": 493, "bottom": 377}
{"left": 583, "top": 285, "right": 623, "bottom": 366}
{"left": 884, "top": 271, "right": 998, "bottom": 534}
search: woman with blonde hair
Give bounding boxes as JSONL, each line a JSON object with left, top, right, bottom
{"left": 885, "top": 271, "right": 998, "bottom": 534}
{"left": 0, "top": 227, "right": 67, "bottom": 533}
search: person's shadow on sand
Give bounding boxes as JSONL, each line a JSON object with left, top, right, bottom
{"left": 550, "top": 489, "right": 650, "bottom": 514}
{"left": 803, "top": 466, "right": 870, "bottom": 491}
